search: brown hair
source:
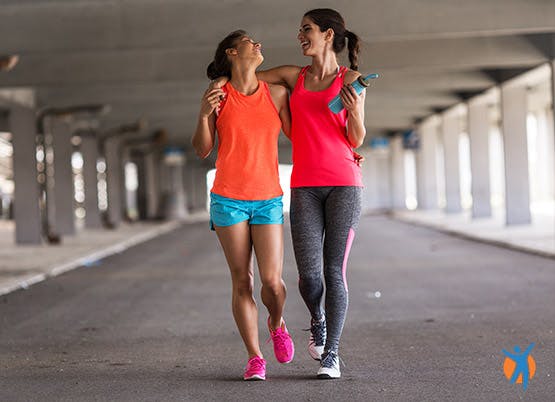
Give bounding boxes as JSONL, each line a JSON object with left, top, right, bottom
{"left": 206, "top": 30, "right": 247, "bottom": 80}
{"left": 304, "top": 8, "right": 361, "bottom": 71}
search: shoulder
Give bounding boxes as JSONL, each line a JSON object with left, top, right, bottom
{"left": 343, "top": 68, "right": 361, "bottom": 84}
{"left": 275, "top": 65, "right": 303, "bottom": 77}
{"left": 267, "top": 83, "right": 288, "bottom": 104}
{"left": 268, "top": 83, "right": 288, "bottom": 96}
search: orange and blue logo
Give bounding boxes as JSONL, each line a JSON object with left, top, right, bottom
{"left": 502, "top": 343, "right": 536, "bottom": 390}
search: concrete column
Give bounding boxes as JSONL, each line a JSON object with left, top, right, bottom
{"left": 549, "top": 60, "right": 555, "bottom": 201}
{"left": 543, "top": 107, "right": 555, "bottom": 201}
{"left": 187, "top": 163, "right": 210, "bottom": 213}
{"left": 162, "top": 149, "right": 187, "bottom": 219}
{"left": 500, "top": 81, "right": 531, "bottom": 225}
{"left": 120, "top": 146, "right": 131, "bottom": 220}
{"left": 144, "top": 150, "right": 160, "bottom": 219}
{"left": 104, "top": 137, "right": 122, "bottom": 227}
{"left": 10, "top": 104, "right": 42, "bottom": 244}
{"left": 552, "top": 60, "right": 555, "bottom": 160}
{"left": 416, "top": 118, "right": 439, "bottom": 209}
{"left": 81, "top": 135, "right": 102, "bottom": 228}
{"left": 50, "top": 117, "right": 75, "bottom": 235}
{"left": 441, "top": 110, "right": 462, "bottom": 213}
{"left": 389, "top": 136, "right": 406, "bottom": 209}
{"left": 360, "top": 146, "right": 391, "bottom": 212}
{"left": 467, "top": 96, "right": 492, "bottom": 218}
{"left": 534, "top": 107, "right": 555, "bottom": 203}
{"left": 133, "top": 153, "right": 148, "bottom": 220}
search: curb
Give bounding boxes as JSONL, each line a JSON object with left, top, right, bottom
{"left": 0, "top": 220, "right": 184, "bottom": 297}
{"left": 392, "top": 215, "right": 555, "bottom": 260}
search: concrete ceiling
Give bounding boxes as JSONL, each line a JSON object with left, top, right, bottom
{"left": 1, "top": 0, "right": 555, "bottom": 147}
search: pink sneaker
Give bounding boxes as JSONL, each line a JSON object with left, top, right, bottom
{"left": 243, "top": 356, "right": 266, "bottom": 381}
{"left": 268, "top": 317, "right": 295, "bottom": 364}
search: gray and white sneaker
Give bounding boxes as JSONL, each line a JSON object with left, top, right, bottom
{"left": 317, "top": 350, "right": 341, "bottom": 379}
{"left": 308, "top": 317, "right": 326, "bottom": 360}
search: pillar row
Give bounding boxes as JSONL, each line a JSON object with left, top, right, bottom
{"left": 144, "top": 150, "right": 161, "bottom": 219}
{"left": 10, "top": 104, "right": 42, "bottom": 244}
{"left": 104, "top": 137, "right": 122, "bottom": 227}
{"left": 468, "top": 96, "right": 492, "bottom": 218}
{"left": 500, "top": 81, "right": 531, "bottom": 225}
{"left": 81, "top": 135, "right": 102, "bottom": 229}
{"left": 50, "top": 117, "right": 75, "bottom": 236}
{"left": 441, "top": 110, "right": 462, "bottom": 214}
{"left": 416, "top": 119, "right": 439, "bottom": 210}
{"left": 389, "top": 136, "right": 406, "bottom": 209}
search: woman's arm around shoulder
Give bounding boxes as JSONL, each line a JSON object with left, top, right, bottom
{"left": 209, "top": 66, "right": 302, "bottom": 92}
{"left": 268, "top": 84, "right": 291, "bottom": 139}
{"left": 191, "top": 86, "right": 225, "bottom": 158}
{"left": 257, "top": 65, "right": 302, "bottom": 91}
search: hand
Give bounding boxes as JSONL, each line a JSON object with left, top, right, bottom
{"left": 200, "top": 87, "right": 226, "bottom": 117}
{"left": 339, "top": 83, "right": 363, "bottom": 112}
{"left": 353, "top": 151, "right": 365, "bottom": 166}
{"left": 208, "top": 76, "right": 228, "bottom": 90}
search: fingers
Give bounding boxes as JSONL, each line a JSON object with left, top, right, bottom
{"left": 201, "top": 88, "right": 226, "bottom": 116}
{"left": 339, "top": 84, "right": 359, "bottom": 110}
{"left": 205, "top": 89, "right": 226, "bottom": 105}
{"left": 209, "top": 77, "right": 228, "bottom": 90}
{"left": 204, "top": 88, "right": 226, "bottom": 101}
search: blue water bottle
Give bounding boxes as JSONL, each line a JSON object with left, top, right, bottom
{"left": 328, "top": 73, "right": 379, "bottom": 113}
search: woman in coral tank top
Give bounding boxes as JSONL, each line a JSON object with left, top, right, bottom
{"left": 213, "top": 8, "right": 367, "bottom": 379}
{"left": 192, "top": 30, "right": 294, "bottom": 381}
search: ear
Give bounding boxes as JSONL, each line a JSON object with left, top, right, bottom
{"left": 226, "top": 48, "right": 238, "bottom": 57}
{"left": 325, "top": 28, "right": 334, "bottom": 42}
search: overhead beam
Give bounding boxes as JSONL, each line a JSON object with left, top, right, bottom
{"left": 2, "top": 0, "right": 555, "bottom": 54}
{"left": 1, "top": 35, "right": 546, "bottom": 88}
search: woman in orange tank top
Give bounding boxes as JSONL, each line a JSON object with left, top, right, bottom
{"left": 192, "top": 30, "right": 294, "bottom": 381}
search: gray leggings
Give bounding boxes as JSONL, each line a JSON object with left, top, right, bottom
{"left": 290, "top": 186, "right": 362, "bottom": 354}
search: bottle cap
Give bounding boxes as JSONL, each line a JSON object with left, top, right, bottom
{"left": 358, "top": 73, "right": 379, "bottom": 87}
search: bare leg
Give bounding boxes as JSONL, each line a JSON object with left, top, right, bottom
{"left": 251, "top": 224, "right": 286, "bottom": 330}
{"left": 215, "top": 221, "right": 262, "bottom": 358}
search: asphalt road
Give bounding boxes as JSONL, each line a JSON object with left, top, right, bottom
{"left": 1, "top": 215, "right": 554, "bottom": 401}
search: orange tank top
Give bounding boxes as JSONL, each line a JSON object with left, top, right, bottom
{"left": 211, "top": 81, "right": 283, "bottom": 200}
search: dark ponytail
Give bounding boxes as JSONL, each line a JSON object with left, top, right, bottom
{"left": 206, "top": 30, "right": 247, "bottom": 80}
{"left": 345, "top": 30, "right": 360, "bottom": 71}
{"left": 303, "top": 8, "right": 361, "bottom": 71}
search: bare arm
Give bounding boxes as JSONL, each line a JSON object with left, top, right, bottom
{"left": 256, "top": 65, "right": 302, "bottom": 91}
{"left": 209, "top": 66, "right": 301, "bottom": 91}
{"left": 269, "top": 84, "right": 291, "bottom": 139}
{"left": 341, "top": 70, "right": 366, "bottom": 149}
{"left": 191, "top": 87, "right": 225, "bottom": 158}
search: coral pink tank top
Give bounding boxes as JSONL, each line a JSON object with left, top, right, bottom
{"left": 289, "top": 66, "right": 363, "bottom": 187}
{"left": 212, "top": 81, "right": 283, "bottom": 200}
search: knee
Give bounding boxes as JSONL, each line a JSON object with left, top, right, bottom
{"left": 299, "top": 272, "right": 321, "bottom": 287}
{"left": 233, "top": 278, "right": 254, "bottom": 297}
{"left": 261, "top": 277, "right": 284, "bottom": 295}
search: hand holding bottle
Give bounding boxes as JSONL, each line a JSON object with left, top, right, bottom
{"left": 328, "top": 73, "right": 378, "bottom": 114}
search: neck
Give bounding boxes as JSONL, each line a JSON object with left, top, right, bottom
{"left": 309, "top": 50, "right": 339, "bottom": 80}
{"left": 230, "top": 63, "right": 259, "bottom": 95}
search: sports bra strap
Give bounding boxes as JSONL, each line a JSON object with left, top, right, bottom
{"left": 338, "top": 66, "right": 347, "bottom": 78}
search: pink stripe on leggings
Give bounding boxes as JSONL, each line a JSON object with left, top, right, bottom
{"left": 341, "top": 228, "right": 356, "bottom": 292}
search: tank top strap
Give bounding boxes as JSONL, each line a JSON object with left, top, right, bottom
{"left": 338, "top": 66, "right": 348, "bottom": 79}
{"left": 300, "top": 66, "right": 310, "bottom": 76}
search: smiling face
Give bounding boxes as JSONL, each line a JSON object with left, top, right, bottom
{"left": 228, "top": 35, "right": 264, "bottom": 68}
{"left": 297, "top": 16, "right": 332, "bottom": 57}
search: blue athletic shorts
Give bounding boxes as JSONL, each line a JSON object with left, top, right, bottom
{"left": 209, "top": 193, "right": 284, "bottom": 231}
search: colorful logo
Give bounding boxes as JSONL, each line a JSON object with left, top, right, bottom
{"left": 502, "top": 343, "right": 536, "bottom": 390}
